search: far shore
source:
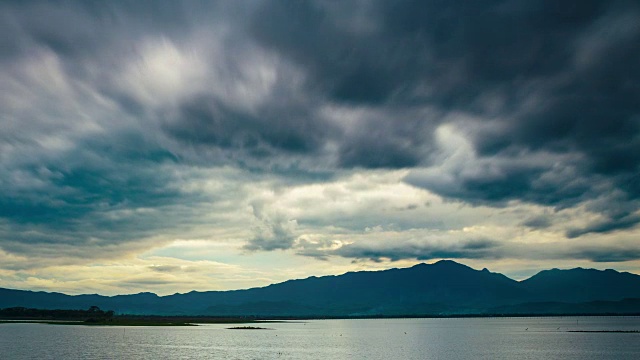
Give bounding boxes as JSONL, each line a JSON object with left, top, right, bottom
{"left": 2, "top": 313, "right": 640, "bottom": 327}
{"left": 0, "top": 316, "right": 270, "bottom": 327}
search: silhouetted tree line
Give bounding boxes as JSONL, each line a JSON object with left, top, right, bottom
{"left": 0, "top": 306, "right": 114, "bottom": 321}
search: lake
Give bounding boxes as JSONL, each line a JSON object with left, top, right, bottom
{"left": 1, "top": 317, "right": 639, "bottom": 359}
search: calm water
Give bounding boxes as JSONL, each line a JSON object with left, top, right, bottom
{"left": 1, "top": 317, "right": 639, "bottom": 359}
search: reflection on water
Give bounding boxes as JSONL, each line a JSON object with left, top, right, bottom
{"left": 1, "top": 317, "right": 639, "bottom": 359}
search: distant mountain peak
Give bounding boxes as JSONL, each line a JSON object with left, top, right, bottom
{"left": 530, "top": 266, "right": 622, "bottom": 278}
{"left": 429, "top": 259, "right": 469, "bottom": 268}
{"left": 433, "top": 259, "right": 459, "bottom": 265}
{"left": 406, "top": 260, "right": 472, "bottom": 272}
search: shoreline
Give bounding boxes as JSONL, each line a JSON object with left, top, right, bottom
{"left": 2, "top": 314, "right": 640, "bottom": 327}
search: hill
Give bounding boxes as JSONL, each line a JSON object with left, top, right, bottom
{"left": 2, "top": 260, "right": 639, "bottom": 316}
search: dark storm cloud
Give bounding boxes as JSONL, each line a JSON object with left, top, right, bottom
{"left": 404, "top": 153, "right": 598, "bottom": 209}
{"left": 163, "top": 95, "right": 335, "bottom": 158}
{"left": 1, "top": 0, "right": 639, "bottom": 268}
{"left": 251, "top": 0, "right": 608, "bottom": 106}
{"left": 1, "top": 1, "right": 214, "bottom": 57}
{"left": 309, "top": 238, "right": 500, "bottom": 262}
{"left": 568, "top": 247, "right": 640, "bottom": 263}
{"left": 0, "top": 137, "right": 176, "bottom": 224}
{"left": 567, "top": 213, "right": 640, "bottom": 238}
{"left": 336, "top": 108, "right": 434, "bottom": 168}
{"left": 251, "top": 0, "right": 640, "bottom": 214}
{"left": 521, "top": 215, "right": 553, "bottom": 229}
{"left": 298, "top": 236, "right": 640, "bottom": 263}
{"left": 0, "top": 1, "right": 257, "bottom": 259}
{"left": 0, "top": 146, "right": 199, "bottom": 259}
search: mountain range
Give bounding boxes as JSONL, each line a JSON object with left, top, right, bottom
{"left": 2, "top": 260, "right": 640, "bottom": 316}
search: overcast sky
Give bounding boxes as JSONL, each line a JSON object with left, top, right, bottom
{"left": 1, "top": 0, "right": 639, "bottom": 295}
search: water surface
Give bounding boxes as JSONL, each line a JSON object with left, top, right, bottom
{"left": 1, "top": 317, "right": 639, "bottom": 359}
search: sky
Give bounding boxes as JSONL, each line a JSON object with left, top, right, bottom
{"left": 1, "top": 0, "right": 639, "bottom": 296}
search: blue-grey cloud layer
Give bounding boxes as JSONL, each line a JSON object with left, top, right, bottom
{"left": 1, "top": 0, "right": 639, "bottom": 263}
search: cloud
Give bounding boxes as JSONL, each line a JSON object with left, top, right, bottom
{"left": 331, "top": 237, "right": 500, "bottom": 262}
{"left": 148, "top": 265, "right": 184, "bottom": 273}
{"left": 243, "top": 199, "right": 299, "bottom": 251}
{"left": 295, "top": 227, "right": 640, "bottom": 264}
{"left": 252, "top": 0, "right": 640, "bottom": 210}
{"left": 0, "top": 0, "right": 639, "bottom": 290}
{"left": 568, "top": 247, "right": 640, "bottom": 263}
{"left": 566, "top": 213, "right": 640, "bottom": 238}
{"left": 403, "top": 124, "right": 597, "bottom": 208}
{"left": 521, "top": 215, "right": 553, "bottom": 229}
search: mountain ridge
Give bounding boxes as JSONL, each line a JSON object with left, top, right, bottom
{"left": 1, "top": 260, "right": 639, "bottom": 316}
